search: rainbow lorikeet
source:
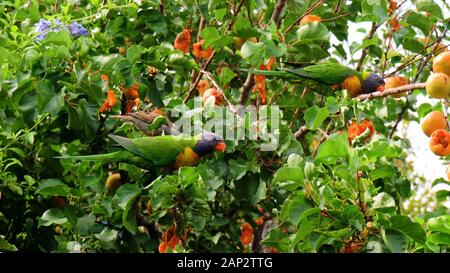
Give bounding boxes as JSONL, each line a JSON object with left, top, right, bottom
{"left": 58, "top": 132, "right": 226, "bottom": 169}
{"left": 242, "top": 63, "right": 385, "bottom": 97}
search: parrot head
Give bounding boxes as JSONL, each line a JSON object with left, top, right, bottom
{"left": 361, "top": 72, "right": 385, "bottom": 94}
{"left": 193, "top": 132, "right": 227, "bottom": 156}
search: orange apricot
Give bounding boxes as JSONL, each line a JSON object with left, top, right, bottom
{"left": 433, "top": 51, "right": 450, "bottom": 76}
{"left": 426, "top": 73, "right": 450, "bottom": 99}
{"left": 429, "top": 129, "right": 450, "bottom": 156}
{"left": 300, "top": 15, "right": 322, "bottom": 25}
{"left": 384, "top": 76, "right": 409, "bottom": 98}
{"left": 421, "top": 111, "right": 447, "bottom": 137}
{"left": 192, "top": 40, "right": 213, "bottom": 59}
{"left": 202, "top": 88, "right": 224, "bottom": 105}
{"left": 196, "top": 79, "right": 210, "bottom": 96}
{"left": 347, "top": 119, "right": 375, "bottom": 143}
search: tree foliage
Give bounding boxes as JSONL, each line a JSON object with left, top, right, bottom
{"left": 0, "top": 0, "right": 449, "bottom": 253}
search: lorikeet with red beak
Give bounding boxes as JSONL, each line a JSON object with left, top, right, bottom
{"left": 58, "top": 132, "right": 226, "bottom": 169}
{"left": 242, "top": 63, "right": 385, "bottom": 97}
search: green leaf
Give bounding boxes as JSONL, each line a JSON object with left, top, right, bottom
{"left": 296, "top": 23, "right": 330, "bottom": 44}
{"left": 186, "top": 198, "right": 211, "bottom": 232}
{"left": 390, "top": 215, "right": 426, "bottom": 244}
{"left": 95, "top": 228, "right": 118, "bottom": 250}
{"left": 315, "top": 133, "right": 350, "bottom": 164}
{"left": 39, "top": 209, "right": 68, "bottom": 227}
{"left": 369, "top": 165, "right": 397, "bottom": 180}
{"left": 113, "top": 183, "right": 141, "bottom": 211}
{"left": 0, "top": 236, "right": 17, "bottom": 252}
{"left": 383, "top": 228, "right": 408, "bottom": 253}
{"left": 402, "top": 38, "right": 425, "bottom": 53}
{"left": 281, "top": 195, "right": 313, "bottom": 226}
{"left": 342, "top": 205, "right": 365, "bottom": 231}
{"left": 36, "top": 179, "right": 70, "bottom": 197}
{"left": 42, "top": 29, "right": 72, "bottom": 47}
{"left": 304, "top": 106, "right": 329, "bottom": 130}
{"left": 74, "top": 214, "right": 96, "bottom": 235}
{"left": 291, "top": 220, "right": 315, "bottom": 247}
{"left": 260, "top": 229, "right": 291, "bottom": 252}
{"left": 201, "top": 27, "right": 232, "bottom": 50}
{"left": 273, "top": 166, "right": 304, "bottom": 186}
{"left": 371, "top": 192, "right": 396, "bottom": 209}
{"left": 416, "top": 0, "right": 443, "bottom": 18}
{"left": 406, "top": 12, "right": 431, "bottom": 36}
{"left": 219, "top": 67, "right": 236, "bottom": 85}
{"left": 427, "top": 215, "right": 450, "bottom": 234}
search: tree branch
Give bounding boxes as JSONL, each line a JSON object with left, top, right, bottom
{"left": 356, "top": 83, "right": 426, "bottom": 100}
{"left": 270, "top": 0, "right": 287, "bottom": 27}
{"left": 239, "top": 73, "right": 255, "bottom": 105}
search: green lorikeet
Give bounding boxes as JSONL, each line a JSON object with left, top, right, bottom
{"left": 242, "top": 63, "right": 385, "bottom": 97}
{"left": 58, "top": 132, "right": 226, "bottom": 169}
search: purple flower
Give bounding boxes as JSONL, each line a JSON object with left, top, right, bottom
{"left": 34, "top": 18, "right": 88, "bottom": 43}
{"left": 68, "top": 22, "right": 88, "bottom": 38}
{"left": 34, "top": 19, "right": 52, "bottom": 41}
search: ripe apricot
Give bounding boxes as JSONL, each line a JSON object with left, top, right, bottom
{"left": 192, "top": 40, "right": 213, "bottom": 59}
{"left": 158, "top": 242, "right": 167, "bottom": 253}
{"left": 429, "top": 129, "right": 450, "bottom": 156}
{"left": 421, "top": 111, "right": 447, "bottom": 137}
{"left": 347, "top": 119, "right": 375, "bottom": 143}
{"left": 384, "top": 76, "right": 409, "bottom": 98}
{"left": 433, "top": 51, "right": 450, "bottom": 76}
{"left": 195, "top": 79, "right": 210, "bottom": 96}
{"left": 105, "top": 173, "right": 121, "bottom": 194}
{"left": 341, "top": 76, "right": 362, "bottom": 97}
{"left": 300, "top": 15, "right": 322, "bottom": 25}
{"left": 202, "top": 88, "right": 224, "bottom": 105}
{"left": 426, "top": 73, "right": 450, "bottom": 99}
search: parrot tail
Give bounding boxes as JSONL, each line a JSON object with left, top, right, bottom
{"left": 56, "top": 150, "right": 127, "bottom": 162}
{"left": 239, "top": 68, "right": 298, "bottom": 79}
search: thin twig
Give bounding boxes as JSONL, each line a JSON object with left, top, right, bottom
{"left": 284, "top": 0, "right": 324, "bottom": 34}
{"left": 356, "top": 83, "right": 426, "bottom": 100}
{"left": 270, "top": 0, "right": 288, "bottom": 27}
{"left": 356, "top": 22, "right": 379, "bottom": 71}
{"left": 200, "top": 70, "right": 238, "bottom": 115}
{"left": 321, "top": 12, "right": 352, "bottom": 23}
{"left": 183, "top": 52, "right": 216, "bottom": 103}
{"left": 441, "top": 99, "right": 450, "bottom": 129}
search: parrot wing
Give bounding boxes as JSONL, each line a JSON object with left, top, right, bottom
{"left": 108, "top": 134, "right": 197, "bottom": 166}
{"left": 57, "top": 150, "right": 153, "bottom": 169}
{"left": 287, "top": 63, "right": 359, "bottom": 84}
{"left": 240, "top": 63, "right": 358, "bottom": 84}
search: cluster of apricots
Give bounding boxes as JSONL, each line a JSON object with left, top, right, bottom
{"left": 421, "top": 111, "right": 450, "bottom": 156}
{"left": 426, "top": 51, "right": 450, "bottom": 99}
{"left": 347, "top": 119, "right": 376, "bottom": 144}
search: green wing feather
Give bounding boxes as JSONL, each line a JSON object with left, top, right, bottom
{"left": 108, "top": 134, "right": 198, "bottom": 166}
{"left": 57, "top": 150, "right": 153, "bottom": 169}
{"left": 288, "top": 63, "right": 359, "bottom": 84}
{"left": 241, "top": 63, "right": 359, "bottom": 85}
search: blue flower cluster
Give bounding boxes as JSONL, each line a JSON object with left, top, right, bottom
{"left": 34, "top": 18, "right": 88, "bottom": 42}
